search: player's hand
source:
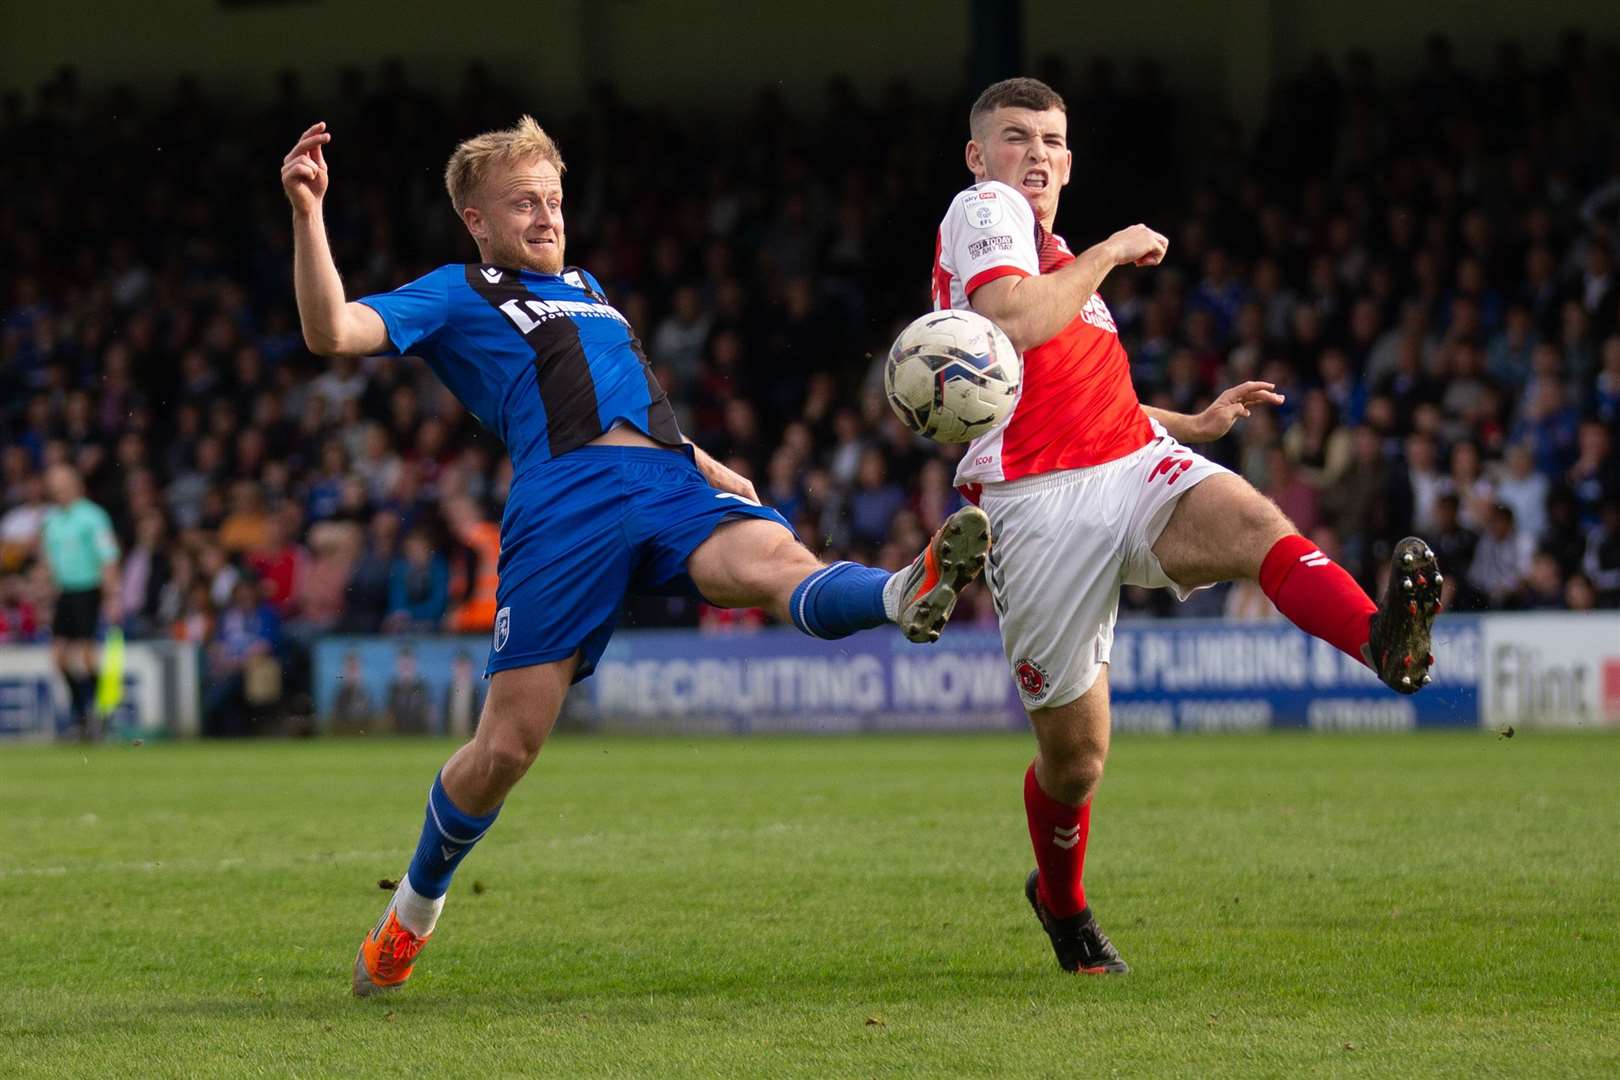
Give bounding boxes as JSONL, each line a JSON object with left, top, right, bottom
{"left": 700, "top": 458, "right": 759, "bottom": 504}
{"left": 1105, "top": 224, "right": 1170, "bottom": 267}
{"left": 282, "top": 122, "right": 331, "bottom": 216}
{"left": 1192, "top": 381, "right": 1286, "bottom": 441}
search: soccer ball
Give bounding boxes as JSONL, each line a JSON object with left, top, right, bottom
{"left": 883, "top": 309, "right": 1021, "bottom": 444}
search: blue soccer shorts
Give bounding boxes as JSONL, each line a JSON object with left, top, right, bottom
{"left": 485, "top": 445, "right": 792, "bottom": 682}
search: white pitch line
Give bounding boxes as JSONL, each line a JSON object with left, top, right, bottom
{"left": 0, "top": 849, "right": 403, "bottom": 880}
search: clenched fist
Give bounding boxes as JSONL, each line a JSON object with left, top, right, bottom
{"left": 1104, "top": 223, "right": 1170, "bottom": 267}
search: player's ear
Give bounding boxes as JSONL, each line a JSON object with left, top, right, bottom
{"left": 965, "top": 139, "right": 985, "bottom": 178}
{"left": 461, "top": 205, "right": 485, "bottom": 241}
{"left": 1061, "top": 147, "right": 1073, "bottom": 187}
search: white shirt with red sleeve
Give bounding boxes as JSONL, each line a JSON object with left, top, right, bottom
{"left": 933, "top": 181, "right": 1153, "bottom": 488}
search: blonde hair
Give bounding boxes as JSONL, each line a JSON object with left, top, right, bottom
{"left": 443, "top": 115, "right": 566, "bottom": 212}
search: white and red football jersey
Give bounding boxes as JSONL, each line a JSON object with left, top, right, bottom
{"left": 932, "top": 180, "right": 1153, "bottom": 487}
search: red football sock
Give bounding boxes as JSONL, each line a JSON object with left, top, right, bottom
{"left": 1024, "top": 762, "right": 1090, "bottom": 918}
{"left": 1259, "top": 534, "right": 1377, "bottom": 665}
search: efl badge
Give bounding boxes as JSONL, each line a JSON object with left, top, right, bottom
{"left": 1015, "top": 658, "right": 1049, "bottom": 702}
{"left": 493, "top": 607, "right": 511, "bottom": 652}
{"left": 961, "top": 189, "right": 1004, "bottom": 229}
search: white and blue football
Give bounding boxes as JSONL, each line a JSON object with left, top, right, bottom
{"left": 884, "top": 309, "right": 1021, "bottom": 444}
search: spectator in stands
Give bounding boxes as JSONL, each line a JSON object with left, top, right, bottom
{"left": 246, "top": 509, "right": 305, "bottom": 619}
{"left": 119, "top": 511, "right": 171, "bottom": 638}
{"left": 848, "top": 449, "right": 905, "bottom": 547}
{"left": 173, "top": 582, "right": 216, "bottom": 645}
{"left": 1447, "top": 441, "right": 1497, "bottom": 533}
{"left": 1495, "top": 443, "right": 1550, "bottom": 542}
{"left": 1429, "top": 493, "right": 1480, "bottom": 604}
{"left": 1585, "top": 502, "right": 1620, "bottom": 606}
{"left": 386, "top": 529, "right": 449, "bottom": 634}
{"left": 1404, "top": 434, "right": 1447, "bottom": 536}
{"left": 204, "top": 577, "right": 280, "bottom": 737}
{"left": 650, "top": 285, "right": 711, "bottom": 393}
{"left": 1470, "top": 504, "right": 1535, "bottom": 608}
{"left": 1594, "top": 337, "right": 1620, "bottom": 425}
{"left": 1542, "top": 489, "right": 1589, "bottom": 577}
{"left": 1522, "top": 552, "right": 1567, "bottom": 610}
{"left": 0, "top": 574, "right": 41, "bottom": 643}
{"left": 1323, "top": 426, "right": 1404, "bottom": 576}
{"left": 443, "top": 497, "right": 499, "bottom": 634}
{"left": 343, "top": 511, "right": 399, "bottom": 633}
{"left": 294, "top": 520, "right": 359, "bottom": 632}
{"left": 1512, "top": 377, "right": 1582, "bottom": 477}
{"left": 218, "top": 481, "right": 272, "bottom": 555}
{"left": 1568, "top": 420, "right": 1619, "bottom": 526}
{"left": 1282, "top": 391, "right": 1351, "bottom": 490}
{"left": 1263, "top": 446, "right": 1320, "bottom": 539}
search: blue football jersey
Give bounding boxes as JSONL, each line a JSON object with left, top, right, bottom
{"left": 358, "top": 264, "right": 682, "bottom": 472}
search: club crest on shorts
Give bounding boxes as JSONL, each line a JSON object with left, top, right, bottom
{"left": 1015, "top": 658, "right": 1049, "bottom": 701}
{"left": 493, "top": 607, "right": 511, "bottom": 652}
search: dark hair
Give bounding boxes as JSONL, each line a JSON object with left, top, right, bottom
{"left": 970, "top": 77, "right": 1066, "bottom": 127}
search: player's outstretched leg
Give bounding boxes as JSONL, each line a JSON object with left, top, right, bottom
{"left": 1153, "top": 475, "right": 1443, "bottom": 695}
{"left": 1364, "top": 537, "right": 1443, "bottom": 693}
{"left": 354, "top": 657, "right": 575, "bottom": 998}
{"left": 1256, "top": 532, "right": 1443, "bottom": 694}
{"left": 687, "top": 506, "right": 990, "bottom": 643}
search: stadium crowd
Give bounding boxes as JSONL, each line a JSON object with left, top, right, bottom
{"left": 3, "top": 33, "right": 1620, "bottom": 730}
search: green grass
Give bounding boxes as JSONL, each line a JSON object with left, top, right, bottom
{"left": 3, "top": 732, "right": 1618, "bottom": 1078}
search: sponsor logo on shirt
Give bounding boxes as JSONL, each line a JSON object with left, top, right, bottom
{"left": 968, "top": 235, "right": 1015, "bottom": 260}
{"left": 1079, "top": 294, "right": 1117, "bottom": 333}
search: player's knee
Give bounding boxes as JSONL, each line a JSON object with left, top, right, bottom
{"left": 476, "top": 701, "right": 550, "bottom": 784}
{"left": 733, "top": 528, "right": 817, "bottom": 599}
{"left": 1047, "top": 749, "right": 1106, "bottom": 804}
{"left": 480, "top": 728, "right": 542, "bottom": 786}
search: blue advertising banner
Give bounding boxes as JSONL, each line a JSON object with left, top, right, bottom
{"left": 313, "top": 617, "right": 1482, "bottom": 735}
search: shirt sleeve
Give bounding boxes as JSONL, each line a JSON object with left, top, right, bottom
{"left": 357, "top": 267, "right": 452, "bottom": 356}
{"left": 943, "top": 182, "right": 1039, "bottom": 298}
{"left": 89, "top": 506, "right": 119, "bottom": 566}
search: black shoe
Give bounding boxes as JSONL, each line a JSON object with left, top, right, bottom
{"left": 1024, "top": 869, "right": 1128, "bottom": 974}
{"left": 1366, "top": 536, "right": 1442, "bottom": 694}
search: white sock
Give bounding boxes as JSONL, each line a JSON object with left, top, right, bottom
{"left": 392, "top": 876, "right": 445, "bottom": 937}
{"left": 881, "top": 570, "right": 906, "bottom": 622}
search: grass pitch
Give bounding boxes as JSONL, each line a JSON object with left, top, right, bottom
{"left": 3, "top": 731, "right": 1618, "bottom": 1078}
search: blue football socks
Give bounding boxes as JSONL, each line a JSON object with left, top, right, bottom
{"left": 405, "top": 772, "right": 501, "bottom": 900}
{"left": 788, "top": 561, "right": 891, "bottom": 639}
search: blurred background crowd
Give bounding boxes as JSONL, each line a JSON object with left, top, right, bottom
{"left": 3, "top": 31, "right": 1619, "bottom": 729}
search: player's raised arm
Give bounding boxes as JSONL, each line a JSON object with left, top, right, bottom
{"left": 281, "top": 122, "right": 391, "bottom": 357}
{"left": 970, "top": 224, "right": 1168, "bottom": 352}
{"left": 1143, "top": 381, "right": 1286, "bottom": 444}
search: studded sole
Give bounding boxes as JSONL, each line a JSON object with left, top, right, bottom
{"left": 1372, "top": 536, "right": 1443, "bottom": 694}
{"left": 899, "top": 508, "right": 990, "bottom": 644}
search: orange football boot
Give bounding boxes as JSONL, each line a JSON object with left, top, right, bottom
{"left": 892, "top": 505, "right": 991, "bottom": 643}
{"left": 352, "top": 903, "right": 430, "bottom": 998}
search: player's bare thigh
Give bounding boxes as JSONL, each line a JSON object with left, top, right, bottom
{"left": 686, "top": 517, "right": 822, "bottom": 618}
{"left": 440, "top": 652, "right": 578, "bottom": 815}
{"left": 1151, "top": 473, "right": 1295, "bottom": 590}
{"left": 1028, "top": 667, "right": 1112, "bottom": 806}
